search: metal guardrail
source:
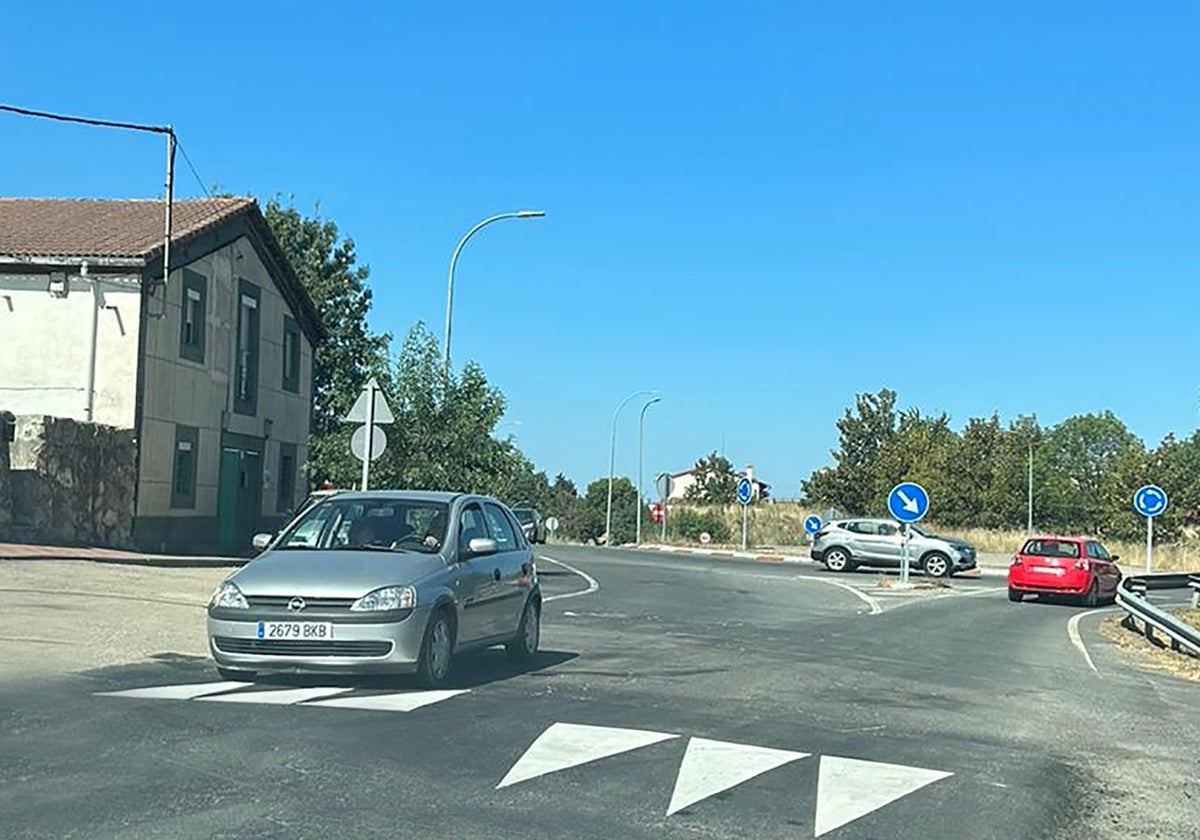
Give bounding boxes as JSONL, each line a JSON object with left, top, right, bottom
{"left": 1115, "top": 572, "right": 1200, "bottom": 657}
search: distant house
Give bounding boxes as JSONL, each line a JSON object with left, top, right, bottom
{"left": 0, "top": 198, "right": 325, "bottom": 553}
{"left": 667, "top": 464, "right": 771, "bottom": 502}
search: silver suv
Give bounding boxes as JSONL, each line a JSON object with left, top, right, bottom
{"left": 810, "top": 518, "right": 977, "bottom": 577}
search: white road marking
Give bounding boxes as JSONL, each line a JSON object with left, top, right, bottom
{"left": 814, "top": 755, "right": 952, "bottom": 837}
{"left": 666, "top": 737, "right": 809, "bottom": 816}
{"left": 307, "top": 690, "right": 468, "bottom": 712}
{"left": 1067, "top": 607, "right": 1116, "bottom": 673}
{"left": 539, "top": 555, "right": 601, "bottom": 603}
{"left": 96, "top": 680, "right": 251, "bottom": 700}
{"left": 195, "top": 686, "right": 351, "bottom": 705}
{"left": 496, "top": 722, "right": 677, "bottom": 789}
{"left": 801, "top": 576, "right": 883, "bottom": 615}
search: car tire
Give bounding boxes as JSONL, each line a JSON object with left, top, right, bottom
{"left": 506, "top": 599, "right": 541, "bottom": 663}
{"left": 823, "top": 547, "right": 853, "bottom": 573}
{"left": 1082, "top": 579, "right": 1099, "bottom": 608}
{"left": 416, "top": 609, "right": 455, "bottom": 689}
{"left": 923, "top": 552, "right": 952, "bottom": 578}
{"left": 1008, "top": 588, "right": 1023, "bottom": 603}
{"left": 217, "top": 667, "right": 256, "bottom": 681}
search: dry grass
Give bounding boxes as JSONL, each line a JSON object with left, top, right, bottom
{"left": 1100, "top": 610, "right": 1200, "bottom": 683}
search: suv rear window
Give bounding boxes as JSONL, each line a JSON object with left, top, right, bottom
{"left": 1021, "top": 539, "right": 1080, "bottom": 559}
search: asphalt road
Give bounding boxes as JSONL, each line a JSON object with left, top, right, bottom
{"left": 1, "top": 548, "right": 1198, "bottom": 839}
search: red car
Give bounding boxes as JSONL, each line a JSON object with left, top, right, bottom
{"left": 1008, "top": 536, "right": 1122, "bottom": 606}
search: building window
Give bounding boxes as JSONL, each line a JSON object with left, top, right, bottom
{"left": 234, "top": 279, "right": 260, "bottom": 416}
{"left": 179, "top": 270, "right": 207, "bottom": 364}
{"left": 277, "top": 443, "right": 297, "bottom": 513}
{"left": 282, "top": 315, "right": 301, "bottom": 394}
{"left": 171, "top": 425, "right": 199, "bottom": 509}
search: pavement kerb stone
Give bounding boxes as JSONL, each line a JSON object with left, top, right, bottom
{"left": 623, "top": 543, "right": 992, "bottom": 577}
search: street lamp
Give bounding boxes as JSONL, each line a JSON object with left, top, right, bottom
{"left": 605, "top": 389, "right": 658, "bottom": 547}
{"left": 636, "top": 396, "right": 661, "bottom": 545}
{"left": 444, "top": 210, "right": 545, "bottom": 375}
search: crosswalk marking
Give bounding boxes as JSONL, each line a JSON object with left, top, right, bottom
{"left": 308, "top": 690, "right": 468, "bottom": 712}
{"left": 195, "top": 686, "right": 353, "bottom": 705}
{"left": 814, "top": 755, "right": 953, "bottom": 837}
{"left": 666, "top": 737, "right": 809, "bottom": 816}
{"left": 95, "top": 681, "right": 252, "bottom": 700}
{"left": 497, "top": 722, "right": 678, "bottom": 789}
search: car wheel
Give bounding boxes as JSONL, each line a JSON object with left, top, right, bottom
{"left": 1082, "top": 579, "right": 1099, "bottom": 608}
{"left": 1008, "top": 588, "right": 1023, "bottom": 603}
{"left": 216, "top": 667, "right": 256, "bottom": 681}
{"left": 417, "top": 610, "right": 455, "bottom": 688}
{"left": 506, "top": 599, "right": 541, "bottom": 663}
{"left": 923, "top": 552, "right": 952, "bottom": 578}
{"left": 823, "top": 547, "right": 853, "bottom": 573}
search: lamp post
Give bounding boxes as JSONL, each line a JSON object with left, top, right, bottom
{"left": 606, "top": 389, "right": 657, "bottom": 547}
{"left": 636, "top": 396, "right": 661, "bottom": 545}
{"left": 444, "top": 210, "right": 545, "bottom": 375}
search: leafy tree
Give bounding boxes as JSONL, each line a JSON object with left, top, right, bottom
{"left": 683, "top": 452, "right": 739, "bottom": 504}
{"left": 803, "top": 389, "right": 899, "bottom": 514}
{"left": 570, "top": 477, "right": 638, "bottom": 544}
{"left": 264, "top": 199, "right": 391, "bottom": 486}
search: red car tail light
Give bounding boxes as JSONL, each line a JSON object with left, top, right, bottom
{"left": 1010, "top": 555, "right": 1022, "bottom": 567}
{"left": 1073, "top": 559, "right": 1090, "bottom": 571}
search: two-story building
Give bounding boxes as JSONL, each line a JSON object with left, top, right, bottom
{"left": 0, "top": 197, "right": 325, "bottom": 554}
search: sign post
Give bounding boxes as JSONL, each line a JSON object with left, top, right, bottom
{"left": 887, "top": 481, "right": 930, "bottom": 584}
{"left": 737, "top": 477, "right": 753, "bottom": 550}
{"left": 1133, "top": 484, "right": 1168, "bottom": 573}
{"left": 655, "top": 473, "right": 673, "bottom": 542}
{"left": 344, "top": 376, "right": 395, "bottom": 491}
{"left": 804, "top": 515, "right": 822, "bottom": 544}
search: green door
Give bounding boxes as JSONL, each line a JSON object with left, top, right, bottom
{"left": 217, "top": 447, "right": 241, "bottom": 554}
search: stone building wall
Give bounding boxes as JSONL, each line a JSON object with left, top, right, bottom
{"left": 0, "top": 412, "right": 12, "bottom": 536}
{"left": 7, "top": 415, "right": 136, "bottom": 547}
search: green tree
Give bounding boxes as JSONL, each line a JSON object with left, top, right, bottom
{"left": 683, "top": 452, "right": 738, "bottom": 504}
{"left": 803, "top": 389, "right": 900, "bottom": 514}
{"left": 264, "top": 199, "right": 391, "bottom": 487}
{"left": 570, "top": 477, "right": 638, "bottom": 544}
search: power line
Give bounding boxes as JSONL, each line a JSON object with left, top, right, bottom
{"left": 175, "top": 138, "right": 212, "bottom": 198}
{"left": 0, "top": 103, "right": 171, "bottom": 135}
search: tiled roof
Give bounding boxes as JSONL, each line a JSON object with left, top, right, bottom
{"left": 0, "top": 197, "right": 255, "bottom": 259}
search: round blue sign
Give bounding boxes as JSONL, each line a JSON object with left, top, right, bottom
{"left": 804, "top": 515, "right": 822, "bottom": 535}
{"left": 887, "top": 481, "right": 930, "bottom": 523}
{"left": 1134, "top": 484, "right": 1168, "bottom": 518}
{"left": 736, "top": 477, "right": 753, "bottom": 506}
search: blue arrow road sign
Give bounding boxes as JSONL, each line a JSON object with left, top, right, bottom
{"left": 736, "top": 477, "right": 753, "bottom": 506}
{"left": 887, "top": 481, "right": 930, "bottom": 523}
{"left": 1134, "top": 484, "right": 1168, "bottom": 518}
{"left": 804, "top": 515, "right": 822, "bottom": 535}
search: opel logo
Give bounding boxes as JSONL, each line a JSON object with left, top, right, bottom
{"left": 287, "top": 597, "right": 306, "bottom": 612}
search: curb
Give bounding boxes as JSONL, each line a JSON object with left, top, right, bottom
{"left": 624, "top": 543, "right": 994, "bottom": 578}
{"left": 0, "top": 553, "right": 246, "bottom": 569}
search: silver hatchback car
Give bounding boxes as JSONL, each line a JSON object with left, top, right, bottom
{"left": 810, "top": 518, "right": 977, "bottom": 577}
{"left": 207, "top": 491, "right": 541, "bottom": 687}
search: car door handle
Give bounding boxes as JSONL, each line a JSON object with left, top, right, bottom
{"left": 493, "top": 568, "right": 502, "bottom": 581}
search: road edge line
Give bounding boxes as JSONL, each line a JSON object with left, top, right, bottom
{"left": 1067, "top": 607, "right": 1114, "bottom": 674}
{"left": 539, "top": 555, "right": 601, "bottom": 603}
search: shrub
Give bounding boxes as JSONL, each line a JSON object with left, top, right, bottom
{"left": 669, "top": 508, "right": 732, "bottom": 543}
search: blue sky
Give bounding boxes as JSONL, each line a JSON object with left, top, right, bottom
{"left": 3, "top": 2, "right": 1199, "bottom": 497}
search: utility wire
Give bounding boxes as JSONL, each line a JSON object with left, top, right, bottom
{"left": 175, "top": 138, "right": 212, "bottom": 198}
{"left": 0, "top": 103, "right": 171, "bottom": 134}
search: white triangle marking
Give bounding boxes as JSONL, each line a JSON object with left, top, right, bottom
{"left": 667, "top": 737, "right": 809, "bottom": 816}
{"left": 497, "top": 722, "right": 678, "bottom": 789}
{"left": 96, "top": 681, "right": 251, "bottom": 700}
{"left": 308, "top": 690, "right": 468, "bottom": 712}
{"left": 194, "top": 686, "right": 351, "bottom": 705}
{"left": 815, "top": 755, "right": 952, "bottom": 837}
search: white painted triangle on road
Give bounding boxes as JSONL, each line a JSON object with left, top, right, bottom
{"left": 95, "top": 681, "right": 252, "bottom": 700}
{"left": 815, "top": 755, "right": 952, "bottom": 837}
{"left": 496, "top": 722, "right": 678, "bottom": 789}
{"left": 307, "top": 690, "right": 468, "bottom": 712}
{"left": 194, "top": 686, "right": 352, "bottom": 705}
{"left": 667, "top": 737, "right": 809, "bottom": 816}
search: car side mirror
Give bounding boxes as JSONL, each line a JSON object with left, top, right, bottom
{"left": 252, "top": 533, "right": 273, "bottom": 551}
{"left": 466, "top": 537, "right": 498, "bottom": 557}
{"left": 1110, "top": 554, "right": 1120, "bottom": 562}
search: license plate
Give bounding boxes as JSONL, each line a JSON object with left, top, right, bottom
{"left": 256, "top": 621, "right": 333, "bottom": 640}
{"left": 1031, "top": 567, "right": 1064, "bottom": 575}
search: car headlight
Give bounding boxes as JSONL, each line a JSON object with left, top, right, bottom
{"left": 350, "top": 585, "right": 416, "bottom": 612}
{"left": 209, "top": 581, "right": 249, "bottom": 609}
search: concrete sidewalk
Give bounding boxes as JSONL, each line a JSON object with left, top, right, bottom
{"left": 0, "top": 541, "right": 245, "bottom": 568}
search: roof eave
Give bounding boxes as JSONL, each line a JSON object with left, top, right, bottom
{"left": 0, "top": 254, "right": 146, "bottom": 269}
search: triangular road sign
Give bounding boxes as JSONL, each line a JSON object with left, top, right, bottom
{"left": 496, "top": 722, "right": 677, "bottom": 789}
{"left": 667, "top": 737, "right": 809, "bottom": 816}
{"left": 343, "top": 377, "right": 395, "bottom": 424}
{"left": 814, "top": 755, "right": 952, "bottom": 837}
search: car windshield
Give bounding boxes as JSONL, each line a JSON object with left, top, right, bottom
{"left": 908, "top": 524, "right": 931, "bottom": 537}
{"left": 512, "top": 509, "right": 535, "bottom": 525}
{"left": 276, "top": 498, "right": 449, "bottom": 553}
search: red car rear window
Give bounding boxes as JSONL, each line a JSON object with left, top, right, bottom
{"left": 1021, "top": 539, "right": 1080, "bottom": 559}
